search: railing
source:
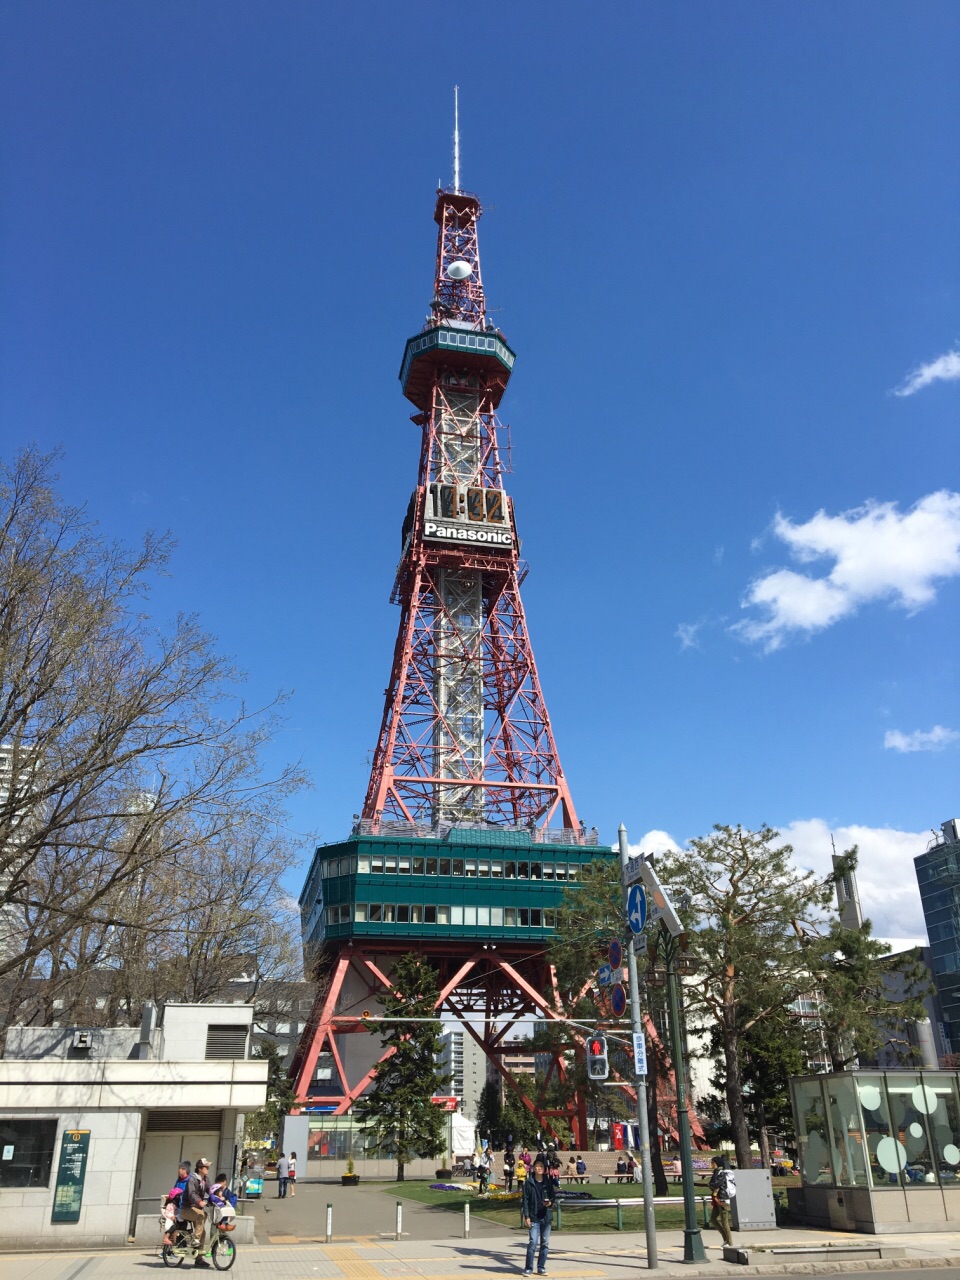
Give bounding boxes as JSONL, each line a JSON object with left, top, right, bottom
{"left": 352, "top": 818, "right": 600, "bottom": 847}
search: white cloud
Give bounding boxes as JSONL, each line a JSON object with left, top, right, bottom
{"left": 734, "top": 490, "right": 960, "bottom": 650}
{"left": 894, "top": 348, "right": 960, "bottom": 397}
{"left": 675, "top": 622, "right": 702, "bottom": 651}
{"left": 626, "top": 819, "right": 932, "bottom": 942}
{"left": 626, "top": 830, "right": 682, "bottom": 858}
{"left": 884, "top": 724, "right": 960, "bottom": 753}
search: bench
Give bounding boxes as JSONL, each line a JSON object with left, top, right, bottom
{"left": 555, "top": 1194, "right": 711, "bottom": 1231}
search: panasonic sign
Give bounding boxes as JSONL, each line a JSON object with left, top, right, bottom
{"left": 424, "top": 521, "right": 514, "bottom": 547}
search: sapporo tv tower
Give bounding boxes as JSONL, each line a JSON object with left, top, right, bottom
{"left": 292, "top": 98, "right": 610, "bottom": 1144}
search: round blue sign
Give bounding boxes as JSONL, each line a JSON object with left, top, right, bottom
{"left": 626, "top": 884, "right": 647, "bottom": 935}
{"left": 608, "top": 938, "right": 622, "bottom": 969}
{"left": 611, "top": 983, "right": 627, "bottom": 1017}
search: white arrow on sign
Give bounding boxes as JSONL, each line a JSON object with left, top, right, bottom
{"left": 626, "top": 884, "right": 647, "bottom": 935}
{"left": 597, "top": 963, "right": 614, "bottom": 987}
{"left": 622, "top": 856, "right": 683, "bottom": 937}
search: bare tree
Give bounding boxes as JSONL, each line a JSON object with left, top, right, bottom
{"left": 0, "top": 447, "right": 309, "bottom": 1029}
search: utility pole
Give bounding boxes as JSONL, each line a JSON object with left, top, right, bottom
{"left": 618, "top": 824, "right": 657, "bottom": 1268}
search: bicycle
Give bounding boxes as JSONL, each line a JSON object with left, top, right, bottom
{"left": 161, "top": 1218, "right": 236, "bottom": 1270}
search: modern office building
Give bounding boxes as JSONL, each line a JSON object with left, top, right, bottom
{"left": 915, "top": 818, "right": 960, "bottom": 1055}
{"left": 439, "top": 1026, "right": 487, "bottom": 1118}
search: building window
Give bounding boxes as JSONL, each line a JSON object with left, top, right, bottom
{"left": 424, "top": 905, "right": 437, "bottom": 924}
{"left": 0, "top": 1118, "right": 58, "bottom": 1188}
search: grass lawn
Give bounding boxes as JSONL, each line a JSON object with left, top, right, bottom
{"left": 382, "top": 1182, "right": 707, "bottom": 1233}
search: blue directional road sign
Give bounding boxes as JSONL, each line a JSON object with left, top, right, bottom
{"left": 626, "top": 884, "right": 647, "bottom": 935}
{"left": 597, "top": 963, "right": 614, "bottom": 987}
{"left": 611, "top": 984, "right": 627, "bottom": 1017}
{"left": 608, "top": 938, "right": 622, "bottom": 969}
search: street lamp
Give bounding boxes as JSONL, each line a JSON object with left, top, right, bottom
{"left": 660, "top": 925, "right": 706, "bottom": 1263}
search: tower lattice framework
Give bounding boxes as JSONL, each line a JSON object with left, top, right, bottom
{"left": 363, "top": 188, "right": 578, "bottom": 834}
{"left": 292, "top": 183, "right": 601, "bottom": 1147}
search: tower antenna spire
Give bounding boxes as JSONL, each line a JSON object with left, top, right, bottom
{"left": 453, "top": 85, "right": 461, "bottom": 193}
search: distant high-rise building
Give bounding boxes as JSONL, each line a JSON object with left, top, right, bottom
{"left": 439, "top": 1026, "right": 487, "bottom": 1119}
{"left": 915, "top": 819, "right": 960, "bottom": 1055}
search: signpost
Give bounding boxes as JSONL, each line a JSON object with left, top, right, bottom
{"left": 597, "top": 963, "right": 614, "bottom": 987}
{"left": 622, "top": 856, "right": 683, "bottom": 936}
{"left": 51, "top": 1129, "right": 90, "bottom": 1224}
{"left": 626, "top": 884, "right": 647, "bottom": 935}
{"left": 610, "top": 984, "right": 627, "bottom": 1018}
{"left": 608, "top": 939, "right": 622, "bottom": 969}
{"left": 617, "top": 825, "right": 657, "bottom": 1269}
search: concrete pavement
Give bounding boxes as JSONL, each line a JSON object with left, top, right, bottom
{"left": 2, "top": 1181, "right": 960, "bottom": 1279}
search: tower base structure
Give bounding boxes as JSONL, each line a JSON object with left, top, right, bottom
{"left": 293, "top": 827, "right": 606, "bottom": 1143}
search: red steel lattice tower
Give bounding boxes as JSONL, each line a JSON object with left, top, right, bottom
{"left": 291, "top": 159, "right": 606, "bottom": 1148}
{"left": 363, "top": 188, "right": 579, "bottom": 835}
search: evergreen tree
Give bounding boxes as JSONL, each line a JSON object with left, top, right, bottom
{"left": 656, "top": 824, "right": 838, "bottom": 1169}
{"left": 807, "top": 913, "right": 933, "bottom": 1071}
{"left": 244, "top": 1038, "right": 298, "bottom": 1145}
{"left": 476, "top": 1081, "right": 503, "bottom": 1147}
{"left": 353, "top": 953, "right": 450, "bottom": 1181}
{"left": 501, "top": 1084, "right": 542, "bottom": 1149}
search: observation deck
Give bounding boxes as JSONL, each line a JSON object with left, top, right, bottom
{"left": 399, "top": 323, "right": 516, "bottom": 411}
{"left": 300, "top": 825, "right": 613, "bottom": 955}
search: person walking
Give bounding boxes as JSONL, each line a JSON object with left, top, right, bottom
{"left": 288, "top": 1151, "right": 297, "bottom": 1197}
{"left": 521, "top": 1155, "right": 553, "bottom": 1276}
{"left": 276, "top": 1152, "right": 290, "bottom": 1199}
{"left": 708, "top": 1155, "right": 736, "bottom": 1248}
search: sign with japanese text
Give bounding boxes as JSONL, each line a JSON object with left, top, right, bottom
{"left": 51, "top": 1130, "right": 90, "bottom": 1224}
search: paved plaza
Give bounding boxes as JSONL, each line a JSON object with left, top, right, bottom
{"left": 3, "top": 1182, "right": 960, "bottom": 1280}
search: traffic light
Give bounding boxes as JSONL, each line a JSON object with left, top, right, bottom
{"left": 586, "top": 1033, "right": 609, "bottom": 1081}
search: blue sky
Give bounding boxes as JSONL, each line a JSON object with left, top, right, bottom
{"left": 2, "top": 2, "right": 958, "bottom": 941}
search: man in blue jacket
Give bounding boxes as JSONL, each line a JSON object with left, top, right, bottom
{"left": 521, "top": 1155, "right": 553, "bottom": 1276}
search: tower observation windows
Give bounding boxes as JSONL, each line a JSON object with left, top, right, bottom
{"left": 342, "top": 904, "right": 561, "bottom": 930}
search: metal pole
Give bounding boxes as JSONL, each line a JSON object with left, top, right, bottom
{"left": 396, "top": 1199, "right": 403, "bottom": 1240}
{"left": 663, "top": 928, "right": 706, "bottom": 1263}
{"left": 618, "top": 823, "right": 658, "bottom": 1269}
{"left": 463, "top": 1200, "right": 470, "bottom": 1238}
{"left": 325, "top": 1202, "right": 333, "bottom": 1243}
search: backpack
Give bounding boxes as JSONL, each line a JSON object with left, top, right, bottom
{"left": 576, "top": 1158, "right": 586, "bottom": 1174}
{"left": 714, "top": 1168, "right": 736, "bottom": 1204}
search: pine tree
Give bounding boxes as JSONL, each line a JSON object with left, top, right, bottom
{"left": 807, "top": 910, "right": 933, "bottom": 1071}
{"left": 353, "top": 953, "right": 450, "bottom": 1181}
{"left": 657, "top": 824, "right": 837, "bottom": 1169}
{"left": 244, "top": 1038, "right": 298, "bottom": 1145}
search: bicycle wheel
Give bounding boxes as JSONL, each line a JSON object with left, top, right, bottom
{"left": 212, "top": 1234, "right": 236, "bottom": 1271}
{"left": 161, "top": 1241, "right": 185, "bottom": 1267}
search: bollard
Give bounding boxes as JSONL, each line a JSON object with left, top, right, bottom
{"left": 616, "top": 1200, "right": 623, "bottom": 1232}
{"left": 464, "top": 1201, "right": 470, "bottom": 1239}
{"left": 396, "top": 1199, "right": 403, "bottom": 1240}
{"left": 326, "top": 1202, "right": 333, "bottom": 1243}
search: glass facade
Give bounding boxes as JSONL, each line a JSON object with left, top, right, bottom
{"left": 299, "top": 834, "right": 609, "bottom": 952}
{"left": 915, "top": 831, "right": 960, "bottom": 1052}
{"left": 791, "top": 1071, "right": 960, "bottom": 1189}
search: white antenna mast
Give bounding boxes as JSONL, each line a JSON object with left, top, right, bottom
{"left": 453, "top": 85, "right": 461, "bottom": 193}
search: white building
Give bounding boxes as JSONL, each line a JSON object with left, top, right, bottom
{"left": 440, "top": 1025, "right": 487, "bottom": 1119}
{"left": 0, "top": 1003, "right": 267, "bottom": 1250}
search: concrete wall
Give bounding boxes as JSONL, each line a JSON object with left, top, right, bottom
{"left": 161, "top": 1003, "right": 252, "bottom": 1062}
{"left": 0, "top": 1108, "right": 140, "bottom": 1250}
{"left": 5, "top": 1026, "right": 142, "bottom": 1060}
